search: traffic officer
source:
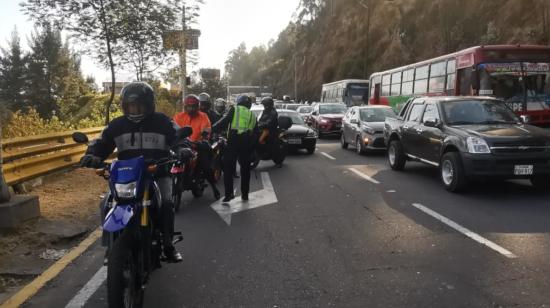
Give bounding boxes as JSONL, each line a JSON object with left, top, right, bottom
{"left": 212, "top": 95, "right": 258, "bottom": 202}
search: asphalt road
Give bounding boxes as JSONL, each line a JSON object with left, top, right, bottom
{"left": 23, "top": 138, "right": 550, "bottom": 307}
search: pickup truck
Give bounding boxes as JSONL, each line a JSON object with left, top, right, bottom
{"left": 384, "top": 96, "right": 550, "bottom": 192}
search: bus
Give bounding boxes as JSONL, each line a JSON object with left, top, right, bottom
{"left": 368, "top": 45, "right": 550, "bottom": 126}
{"left": 320, "top": 79, "right": 370, "bottom": 107}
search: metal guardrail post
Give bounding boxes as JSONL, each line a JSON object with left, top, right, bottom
{"left": 0, "top": 125, "right": 11, "bottom": 203}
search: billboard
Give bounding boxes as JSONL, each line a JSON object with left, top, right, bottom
{"left": 200, "top": 69, "right": 221, "bottom": 80}
{"left": 162, "top": 29, "right": 201, "bottom": 51}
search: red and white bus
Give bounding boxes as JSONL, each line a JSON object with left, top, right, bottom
{"left": 369, "top": 45, "right": 550, "bottom": 126}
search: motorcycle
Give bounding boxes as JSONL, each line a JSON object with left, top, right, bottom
{"left": 251, "top": 115, "right": 292, "bottom": 169}
{"left": 73, "top": 129, "right": 188, "bottom": 308}
{"left": 170, "top": 130, "right": 208, "bottom": 212}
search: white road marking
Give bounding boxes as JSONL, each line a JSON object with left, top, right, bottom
{"left": 411, "top": 203, "right": 518, "bottom": 259}
{"left": 65, "top": 266, "right": 107, "bottom": 308}
{"left": 386, "top": 190, "right": 396, "bottom": 193}
{"left": 211, "top": 172, "right": 278, "bottom": 225}
{"left": 348, "top": 168, "right": 380, "bottom": 184}
{"left": 320, "top": 152, "right": 336, "bottom": 160}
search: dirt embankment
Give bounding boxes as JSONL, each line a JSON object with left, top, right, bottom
{"left": 0, "top": 168, "right": 106, "bottom": 301}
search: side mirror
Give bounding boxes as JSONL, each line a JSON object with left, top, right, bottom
{"left": 520, "top": 115, "right": 530, "bottom": 124}
{"left": 177, "top": 126, "right": 193, "bottom": 139}
{"left": 278, "top": 116, "right": 292, "bottom": 130}
{"left": 72, "top": 132, "right": 89, "bottom": 144}
{"left": 423, "top": 118, "right": 440, "bottom": 128}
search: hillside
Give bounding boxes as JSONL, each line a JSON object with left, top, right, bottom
{"left": 226, "top": 0, "right": 550, "bottom": 100}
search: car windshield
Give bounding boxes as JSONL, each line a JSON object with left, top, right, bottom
{"left": 319, "top": 104, "right": 347, "bottom": 114}
{"left": 479, "top": 63, "right": 550, "bottom": 112}
{"left": 279, "top": 112, "right": 305, "bottom": 125}
{"left": 297, "top": 106, "right": 313, "bottom": 114}
{"left": 442, "top": 100, "right": 519, "bottom": 125}
{"left": 359, "top": 108, "right": 396, "bottom": 122}
{"left": 285, "top": 104, "right": 300, "bottom": 111}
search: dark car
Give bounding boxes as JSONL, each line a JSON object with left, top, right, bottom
{"left": 296, "top": 105, "right": 313, "bottom": 121}
{"left": 342, "top": 105, "right": 396, "bottom": 154}
{"left": 307, "top": 103, "right": 347, "bottom": 138}
{"left": 385, "top": 96, "right": 550, "bottom": 192}
{"left": 279, "top": 110, "right": 318, "bottom": 154}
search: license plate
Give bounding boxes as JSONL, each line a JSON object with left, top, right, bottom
{"left": 514, "top": 165, "right": 533, "bottom": 175}
{"left": 288, "top": 138, "right": 302, "bottom": 145}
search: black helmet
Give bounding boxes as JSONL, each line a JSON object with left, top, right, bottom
{"left": 120, "top": 82, "right": 155, "bottom": 123}
{"left": 282, "top": 95, "right": 291, "bottom": 102}
{"left": 236, "top": 95, "right": 251, "bottom": 108}
{"left": 261, "top": 97, "right": 274, "bottom": 109}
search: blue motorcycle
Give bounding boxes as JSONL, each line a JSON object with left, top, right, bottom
{"left": 73, "top": 129, "right": 188, "bottom": 308}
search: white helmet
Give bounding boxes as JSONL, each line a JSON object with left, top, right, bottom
{"left": 214, "top": 98, "right": 226, "bottom": 114}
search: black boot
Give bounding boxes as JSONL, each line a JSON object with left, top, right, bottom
{"left": 164, "top": 246, "right": 183, "bottom": 263}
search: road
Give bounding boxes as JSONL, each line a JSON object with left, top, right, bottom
{"left": 21, "top": 139, "right": 550, "bottom": 307}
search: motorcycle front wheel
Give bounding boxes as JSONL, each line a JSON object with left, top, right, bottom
{"left": 107, "top": 230, "right": 143, "bottom": 308}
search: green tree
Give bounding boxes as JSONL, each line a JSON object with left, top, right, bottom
{"left": 22, "top": 0, "right": 126, "bottom": 124}
{"left": 0, "top": 28, "right": 27, "bottom": 111}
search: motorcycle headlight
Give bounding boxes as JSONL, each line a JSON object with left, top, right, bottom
{"left": 466, "top": 137, "right": 491, "bottom": 154}
{"left": 115, "top": 182, "right": 137, "bottom": 199}
{"left": 362, "top": 125, "right": 375, "bottom": 135}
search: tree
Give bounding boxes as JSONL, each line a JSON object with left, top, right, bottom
{"left": 0, "top": 28, "right": 27, "bottom": 111}
{"left": 22, "top": 0, "right": 126, "bottom": 124}
{"left": 117, "top": 0, "right": 182, "bottom": 81}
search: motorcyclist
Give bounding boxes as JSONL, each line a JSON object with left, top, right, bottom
{"left": 212, "top": 95, "right": 258, "bottom": 202}
{"left": 258, "top": 97, "right": 282, "bottom": 168}
{"left": 173, "top": 95, "right": 221, "bottom": 200}
{"left": 199, "top": 92, "right": 221, "bottom": 127}
{"left": 80, "top": 81, "right": 182, "bottom": 263}
{"left": 214, "top": 98, "right": 227, "bottom": 116}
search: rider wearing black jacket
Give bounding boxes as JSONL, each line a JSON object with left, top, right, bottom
{"left": 258, "top": 97, "right": 282, "bottom": 167}
{"left": 199, "top": 92, "right": 221, "bottom": 129}
{"left": 80, "top": 82, "right": 183, "bottom": 263}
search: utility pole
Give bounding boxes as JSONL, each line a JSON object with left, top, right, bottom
{"left": 179, "top": 4, "right": 187, "bottom": 103}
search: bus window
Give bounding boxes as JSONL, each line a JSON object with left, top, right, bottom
{"left": 416, "top": 65, "right": 429, "bottom": 79}
{"left": 382, "top": 74, "right": 391, "bottom": 86}
{"left": 392, "top": 71, "right": 402, "bottom": 84}
{"left": 391, "top": 83, "right": 401, "bottom": 96}
{"left": 414, "top": 79, "right": 428, "bottom": 94}
{"left": 403, "top": 69, "right": 414, "bottom": 82}
{"left": 382, "top": 85, "right": 390, "bottom": 96}
{"left": 402, "top": 82, "right": 413, "bottom": 95}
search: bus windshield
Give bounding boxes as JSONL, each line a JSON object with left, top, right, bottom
{"left": 347, "top": 83, "right": 369, "bottom": 104}
{"left": 479, "top": 63, "right": 550, "bottom": 112}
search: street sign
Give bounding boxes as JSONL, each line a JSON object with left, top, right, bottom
{"left": 162, "top": 29, "right": 201, "bottom": 51}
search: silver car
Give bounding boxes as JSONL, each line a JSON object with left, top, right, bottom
{"left": 341, "top": 105, "right": 396, "bottom": 154}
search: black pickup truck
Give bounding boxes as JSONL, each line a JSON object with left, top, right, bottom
{"left": 384, "top": 96, "right": 550, "bottom": 192}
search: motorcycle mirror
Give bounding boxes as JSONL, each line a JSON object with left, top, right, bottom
{"left": 178, "top": 126, "right": 193, "bottom": 139}
{"left": 278, "top": 116, "right": 292, "bottom": 130}
{"left": 72, "top": 132, "right": 89, "bottom": 144}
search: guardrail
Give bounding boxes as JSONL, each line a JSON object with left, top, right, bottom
{"left": 1, "top": 127, "right": 104, "bottom": 186}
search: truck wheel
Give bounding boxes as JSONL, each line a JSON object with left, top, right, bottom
{"left": 440, "top": 152, "right": 468, "bottom": 192}
{"left": 340, "top": 133, "right": 348, "bottom": 149}
{"left": 388, "top": 140, "right": 406, "bottom": 171}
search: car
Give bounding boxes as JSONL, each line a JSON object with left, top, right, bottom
{"left": 251, "top": 104, "right": 264, "bottom": 119}
{"left": 341, "top": 105, "right": 396, "bottom": 154}
{"left": 296, "top": 105, "right": 313, "bottom": 121}
{"left": 384, "top": 96, "right": 550, "bottom": 192}
{"left": 278, "top": 110, "right": 318, "bottom": 154}
{"left": 306, "top": 103, "right": 347, "bottom": 138}
{"left": 284, "top": 103, "right": 302, "bottom": 111}
{"left": 274, "top": 100, "right": 285, "bottom": 110}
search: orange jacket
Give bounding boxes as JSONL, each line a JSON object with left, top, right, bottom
{"left": 173, "top": 111, "right": 211, "bottom": 142}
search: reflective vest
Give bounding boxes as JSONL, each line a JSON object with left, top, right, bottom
{"left": 230, "top": 106, "right": 256, "bottom": 135}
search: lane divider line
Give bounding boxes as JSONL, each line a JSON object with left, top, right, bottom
{"left": 65, "top": 266, "right": 107, "bottom": 308}
{"left": 1, "top": 228, "right": 102, "bottom": 308}
{"left": 349, "top": 168, "right": 380, "bottom": 184}
{"left": 320, "top": 152, "right": 336, "bottom": 160}
{"left": 411, "top": 203, "right": 518, "bottom": 259}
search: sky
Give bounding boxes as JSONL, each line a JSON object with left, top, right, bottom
{"left": 0, "top": 0, "right": 299, "bottom": 85}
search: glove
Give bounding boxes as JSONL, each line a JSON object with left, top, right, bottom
{"left": 80, "top": 154, "right": 103, "bottom": 168}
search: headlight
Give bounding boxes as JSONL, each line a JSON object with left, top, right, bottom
{"left": 466, "top": 137, "right": 491, "bottom": 154}
{"left": 115, "top": 182, "right": 137, "bottom": 199}
{"left": 362, "top": 125, "right": 375, "bottom": 135}
{"left": 306, "top": 130, "right": 317, "bottom": 137}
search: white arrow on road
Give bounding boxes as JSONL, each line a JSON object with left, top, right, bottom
{"left": 210, "top": 172, "right": 277, "bottom": 225}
